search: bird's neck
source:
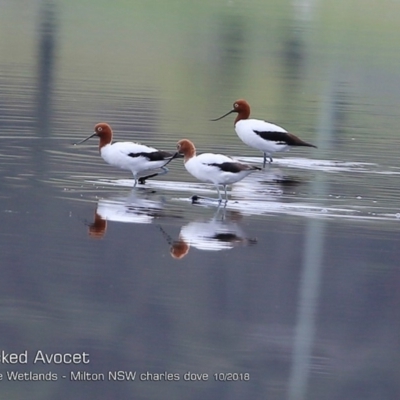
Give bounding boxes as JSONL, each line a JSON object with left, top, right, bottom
{"left": 235, "top": 111, "right": 250, "bottom": 125}
{"left": 98, "top": 133, "right": 112, "bottom": 151}
{"left": 184, "top": 149, "right": 196, "bottom": 163}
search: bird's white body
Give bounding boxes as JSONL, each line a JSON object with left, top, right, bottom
{"left": 176, "top": 139, "right": 260, "bottom": 203}
{"left": 235, "top": 119, "right": 289, "bottom": 155}
{"left": 211, "top": 99, "right": 316, "bottom": 165}
{"left": 184, "top": 153, "right": 257, "bottom": 186}
{"left": 76, "top": 123, "right": 175, "bottom": 187}
{"left": 100, "top": 142, "right": 170, "bottom": 176}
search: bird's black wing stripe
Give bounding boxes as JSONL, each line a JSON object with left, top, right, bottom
{"left": 253, "top": 130, "right": 293, "bottom": 145}
{"left": 128, "top": 151, "right": 173, "bottom": 161}
{"left": 207, "top": 162, "right": 244, "bottom": 173}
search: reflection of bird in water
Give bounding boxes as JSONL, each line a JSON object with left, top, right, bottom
{"left": 159, "top": 209, "right": 257, "bottom": 259}
{"left": 211, "top": 99, "right": 316, "bottom": 166}
{"left": 88, "top": 212, "right": 107, "bottom": 239}
{"left": 86, "top": 190, "right": 167, "bottom": 238}
{"left": 75, "top": 122, "right": 178, "bottom": 187}
{"left": 271, "top": 175, "right": 302, "bottom": 188}
{"left": 231, "top": 167, "right": 304, "bottom": 200}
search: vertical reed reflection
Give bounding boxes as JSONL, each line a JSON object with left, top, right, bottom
{"left": 34, "top": 0, "right": 58, "bottom": 184}
{"left": 213, "top": 14, "right": 246, "bottom": 94}
{"left": 36, "top": 0, "right": 57, "bottom": 139}
{"left": 287, "top": 77, "right": 337, "bottom": 400}
{"left": 286, "top": 3, "right": 327, "bottom": 398}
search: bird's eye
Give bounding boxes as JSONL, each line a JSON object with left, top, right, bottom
{"left": 234, "top": 103, "right": 238, "bottom": 108}
{"left": 98, "top": 127, "right": 103, "bottom": 132}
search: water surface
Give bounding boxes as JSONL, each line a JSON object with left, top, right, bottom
{"left": 1, "top": 1, "right": 400, "bottom": 399}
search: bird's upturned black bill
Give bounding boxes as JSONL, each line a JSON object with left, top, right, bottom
{"left": 210, "top": 109, "right": 235, "bottom": 121}
{"left": 74, "top": 132, "right": 97, "bottom": 146}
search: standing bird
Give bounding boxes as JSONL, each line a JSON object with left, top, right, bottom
{"left": 75, "top": 123, "right": 176, "bottom": 187}
{"left": 176, "top": 139, "right": 261, "bottom": 203}
{"left": 211, "top": 99, "right": 317, "bottom": 166}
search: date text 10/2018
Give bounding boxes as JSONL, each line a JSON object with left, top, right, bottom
{"left": 214, "top": 373, "right": 250, "bottom": 381}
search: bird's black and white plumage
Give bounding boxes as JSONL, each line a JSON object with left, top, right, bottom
{"left": 211, "top": 99, "right": 317, "bottom": 166}
{"left": 75, "top": 123, "right": 176, "bottom": 186}
{"left": 176, "top": 139, "right": 261, "bottom": 203}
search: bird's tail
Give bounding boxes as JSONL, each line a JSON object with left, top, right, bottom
{"left": 295, "top": 138, "right": 317, "bottom": 148}
{"left": 301, "top": 141, "right": 317, "bottom": 148}
{"left": 288, "top": 133, "right": 317, "bottom": 148}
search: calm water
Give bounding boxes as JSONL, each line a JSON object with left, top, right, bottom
{"left": 1, "top": 1, "right": 400, "bottom": 399}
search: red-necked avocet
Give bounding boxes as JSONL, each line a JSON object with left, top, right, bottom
{"left": 75, "top": 123, "right": 177, "bottom": 187}
{"left": 211, "top": 99, "right": 317, "bottom": 167}
{"left": 175, "top": 139, "right": 261, "bottom": 203}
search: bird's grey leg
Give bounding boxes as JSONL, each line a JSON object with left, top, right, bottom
{"left": 216, "top": 185, "right": 223, "bottom": 203}
{"left": 138, "top": 166, "right": 169, "bottom": 184}
{"left": 223, "top": 185, "right": 228, "bottom": 203}
{"left": 263, "top": 152, "right": 273, "bottom": 167}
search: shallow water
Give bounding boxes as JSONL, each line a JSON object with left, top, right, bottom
{"left": 1, "top": 1, "right": 400, "bottom": 399}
